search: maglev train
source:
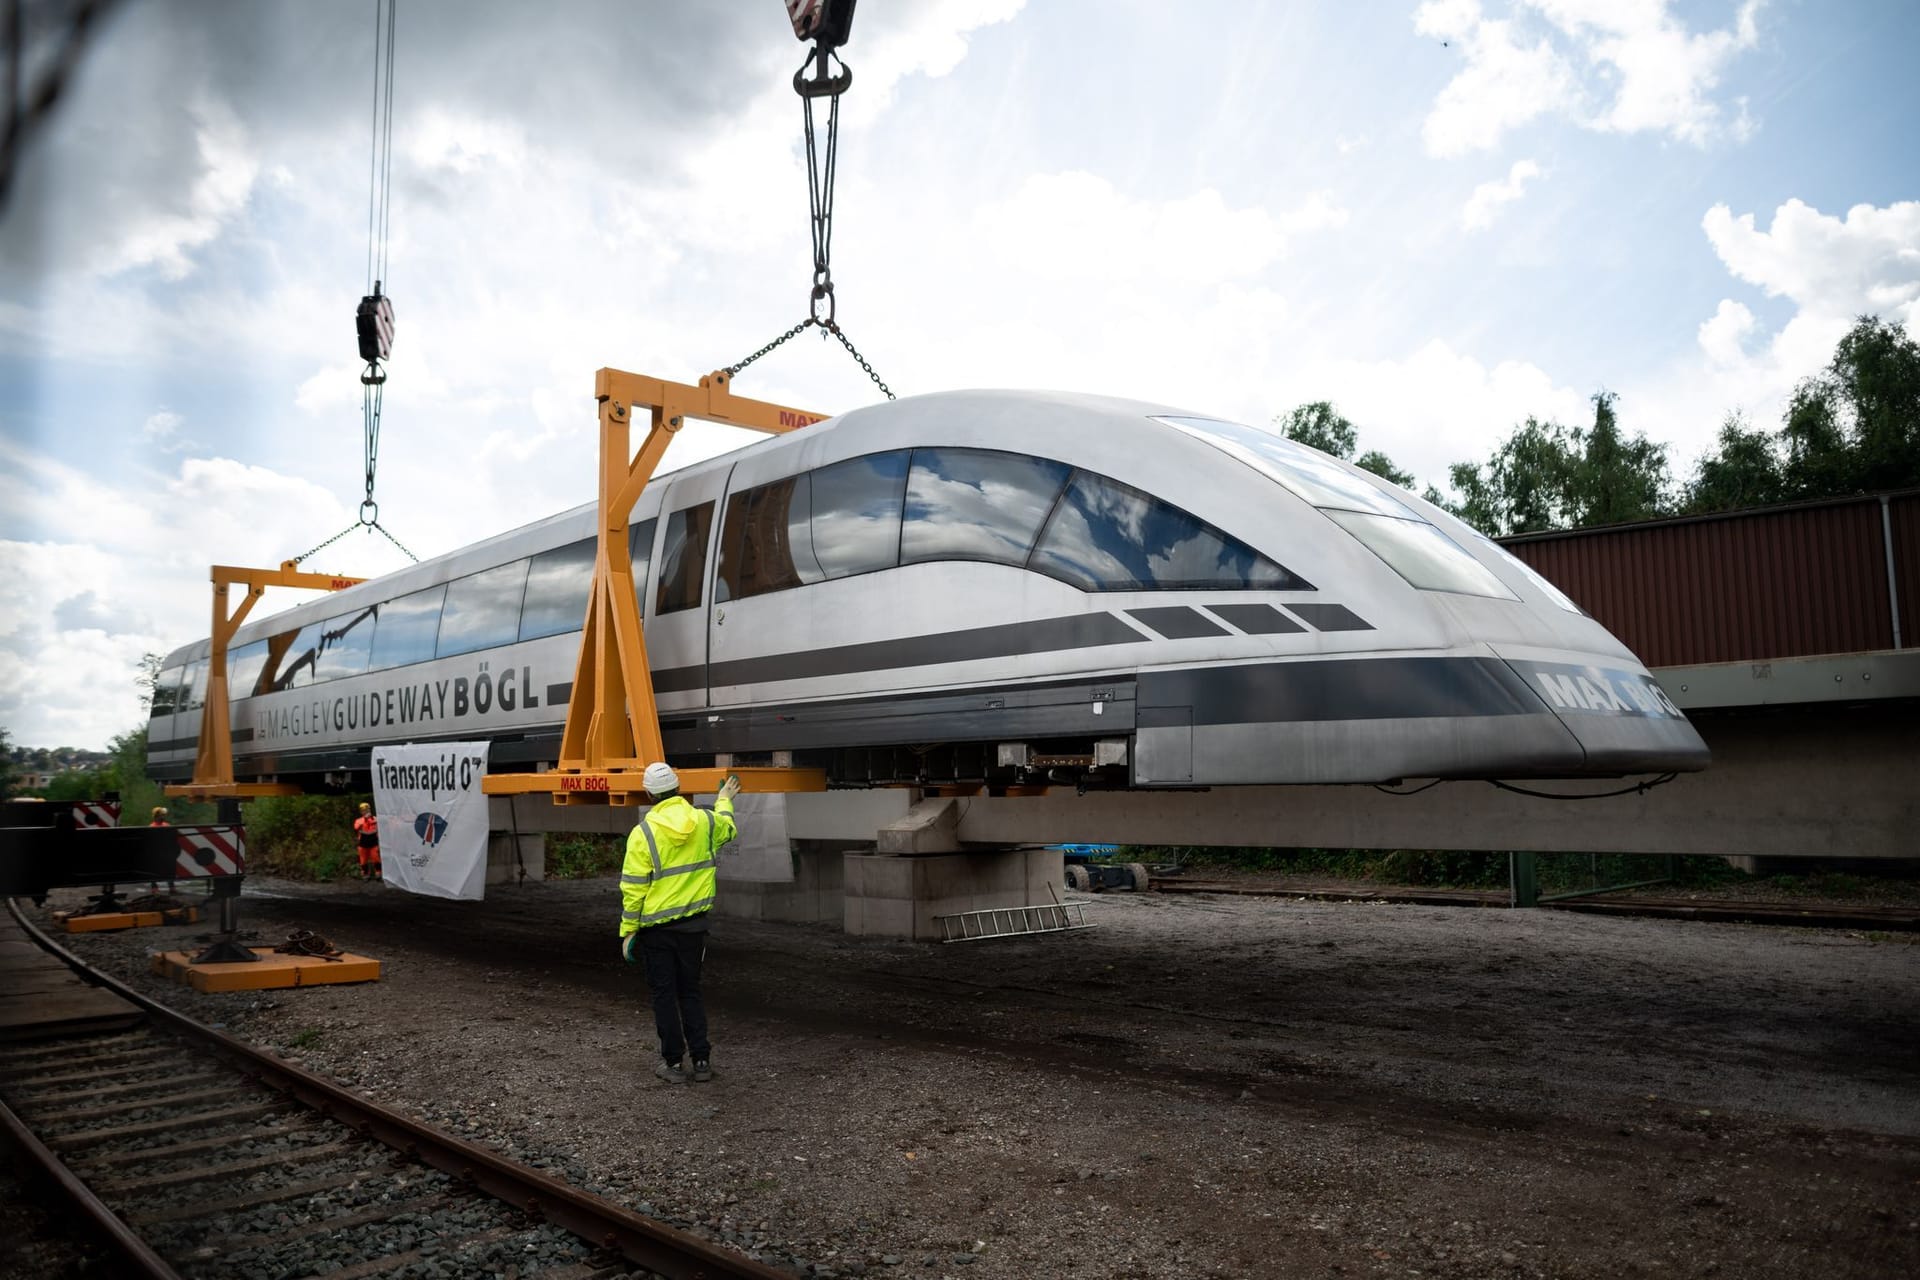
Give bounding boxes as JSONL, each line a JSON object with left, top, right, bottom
{"left": 147, "top": 391, "right": 1709, "bottom": 790}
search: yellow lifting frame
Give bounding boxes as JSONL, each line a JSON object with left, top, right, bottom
{"left": 167, "top": 561, "right": 367, "bottom": 800}
{"left": 481, "top": 368, "right": 831, "bottom": 805}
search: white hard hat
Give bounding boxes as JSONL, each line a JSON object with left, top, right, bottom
{"left": 642, "top": 762, "right": 680, "bottom": 796}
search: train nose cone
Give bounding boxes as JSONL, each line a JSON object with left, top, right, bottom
{"left": 1498, "top": 653, "right": 1711, "bottom": 774}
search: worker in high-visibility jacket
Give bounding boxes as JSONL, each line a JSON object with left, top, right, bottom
{"left": 620, "top": 762, "right": 739, "bottom": 1084}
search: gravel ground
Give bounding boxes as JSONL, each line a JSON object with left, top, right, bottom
{"left": 22, "top": 874, "right": 1920, "bottom": 1280}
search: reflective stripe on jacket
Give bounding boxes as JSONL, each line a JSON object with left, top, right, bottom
{"left": 618, "top": 795, "right": 736, "bottom": 936}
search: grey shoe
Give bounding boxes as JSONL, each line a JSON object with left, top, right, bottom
{"left": 691, "top": 1058, "right": 712, "bottom": 1082}
{"left": 654, "top": 1060, "right": 688, "bottom": 1084}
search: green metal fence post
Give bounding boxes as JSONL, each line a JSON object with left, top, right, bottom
{"left": 1510, "top": 851, "right": 1539, "bottom": 907}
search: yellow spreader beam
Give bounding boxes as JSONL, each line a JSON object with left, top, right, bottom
{"left": 480, "top": 368, "right": 833, "bottom": 804}
{"left": 167, "top": 562, "right": 365, "bottom": 801}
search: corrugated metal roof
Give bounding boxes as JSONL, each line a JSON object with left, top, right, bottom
{"left": 1499, "top": 489, "right": 1915, "bottom": 667}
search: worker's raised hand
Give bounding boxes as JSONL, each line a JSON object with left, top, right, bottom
{"left": 718, "top": 774, "right": 742, "bottom": 803}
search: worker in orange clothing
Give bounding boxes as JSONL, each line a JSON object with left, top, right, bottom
{"left": 353, "top": 802, "right": 382, "bottom": 880}
{"left": 149, "top": 806, "right": 170, "bottom": 826}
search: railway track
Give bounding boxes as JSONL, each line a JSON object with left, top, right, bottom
{"left": 0, "top": 900, "right": 788, "bottom": 1280}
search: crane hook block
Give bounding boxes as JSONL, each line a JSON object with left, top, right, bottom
{"left": 356, "top": 290, "right": 396, "bottom": 364}
{"left": 786, "top": 0, "right": 857, "bottom": 50}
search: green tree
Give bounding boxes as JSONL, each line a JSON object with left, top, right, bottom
{"left": 1828, "top": 315, "right": 1920, "bottom": 491}
{"left": 1355, "top": 450, "right": 1416, "bottom": 488}
{"left": 1684, "top": 316, "right": 1920, "bottom": 513}
{"left": 1444, "top": 393, "right": 1669, "bottom": 536}
{"left": 1574, "top": 392, "right": 1669, "bottom": 526}
{"left": 1276, "top": 401, "right": 1358, "bottom": 458}
{"left": 1446, "top": 417, "right": 1583, "bottom": 535}
{"left": 1683, "top": 412, "right": 1783, "bottom": 513}
{"left": 0, "top": 727, "right": 14, "bottom": 797}
{"left": 136, "top": 652, "right": 165, "bottom": 713}
{"left": 1275, "top": 401, "right": 1423, "bottom": 493}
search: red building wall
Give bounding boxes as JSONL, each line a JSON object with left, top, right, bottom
{"left": 1499, "top": 492, "right": 1916, "bottom": 667}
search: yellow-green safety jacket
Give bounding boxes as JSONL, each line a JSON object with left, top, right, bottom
{"left": 619, "top": 795, "right": 735, "bottom": 936}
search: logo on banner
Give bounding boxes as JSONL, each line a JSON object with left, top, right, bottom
{"left": 414, "top": 811, "right": 450, "bottom": 848}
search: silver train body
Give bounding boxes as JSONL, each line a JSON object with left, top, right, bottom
{"left": 147, "top": 391, "right": 1709, "bottom": 788}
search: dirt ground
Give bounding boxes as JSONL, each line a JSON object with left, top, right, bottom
{"left": 35, "top": 874, "right": 1920, "bottom": 1280}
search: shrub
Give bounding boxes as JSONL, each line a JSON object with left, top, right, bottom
{"left": 245, "top": 794, "right": 366, "bottom": 880}
{"left": 547, "top": 833, "right": 624, "bottom": 880}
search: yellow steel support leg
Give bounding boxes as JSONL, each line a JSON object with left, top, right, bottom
{"left": 168, "top": 561, "right": 365, "bottom": 801}
{"left": 488, "top": 368, "right": 836, "bottom": 802}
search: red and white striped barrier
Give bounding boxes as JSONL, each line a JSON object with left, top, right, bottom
{"left": 173, "top": 825, "right": 246, "bottom": 878}
{"left": 72, "top": 801, "right": 120, "bottom": 829}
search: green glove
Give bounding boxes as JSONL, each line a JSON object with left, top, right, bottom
{"left": 622, "top": 934, "right": 639, "bottom": 964}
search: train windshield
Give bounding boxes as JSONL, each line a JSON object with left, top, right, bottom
{"left": 1156, "top": 416, "right": 1415, "bottom": 517}
{"left": 1157, "top": 415, "right": 1517, "bottom": 601}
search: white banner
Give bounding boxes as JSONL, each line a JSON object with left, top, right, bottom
{"left": 369, "top": 742, "right": 492, "bottom": 901}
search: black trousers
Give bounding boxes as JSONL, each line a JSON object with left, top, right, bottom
{"left": 639, "top": 928, "right": 709, "bottom": 1065}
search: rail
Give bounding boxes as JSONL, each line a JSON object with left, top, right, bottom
{"left": 3, "top": 897, "right": 789, "bottom": 1280}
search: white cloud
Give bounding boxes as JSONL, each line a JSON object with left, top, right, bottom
{"left": 1416, "top": 0, "right": 1765, "bottom": 155}
{"left": 96, "top": 96, "right": 260, "bottom": 280}
{"left": 142, "top": 410, "right": 183, "bottom": 441}
{"left": 1461, "top": 158, "right": 1542, "bottom": 230}
{"left": 1532, "top": 0, "right": 1762, "bottom": 144}
{"left": 1416, "top": 2, "right": 1575, "bottom": 157}
{"left": 1696, "top": 299, "right": 1756, "bottom": 368}
{"left": 1703, "top": 198, "right": 1920, "bottom": 327}
{"left": 972, "top": 173, "right": 1346, "bottom": 286}
{"left": 1298, "top": 339, "right": 1591, "bottom": 486}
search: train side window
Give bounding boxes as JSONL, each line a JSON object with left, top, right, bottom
{"left": 369, "top": 585, "right": 446, "bottom": 671}
{"left": 313, "top": 608, "right": 377, "bottom": 681}
{"left": 718, "top": 475, "right": 816, "bottom": 602}
{"left": 810, "top": 450, "right": 909, "bottom": 579}
{"left": 275, "top": 622, "right": 326, "bottom": 690}
{"left": 227, "top": 640, "right": 271, "bottom": 698}
{"left": 150, "top": 666, "right": 183, "bottom": 717}
{"left": 656, "top": 502, "right": 714, "bottom": 614}
{"left": 178, "top": 661, "right": 206, "bottom": 712}
{"left": 629, "top": 517, "right": 658, "bottom": 612}
{"left": 1029, "top": 471, "right": 1310, "bottom": 592}
{"left": 439, "top": 561, "right": 531, "bottom": 658}
{"left": 902, "top": 448, "right": 1070, "bottom": 568}
{"left": 520, "top": 538, "right": 596, "bottom": 641}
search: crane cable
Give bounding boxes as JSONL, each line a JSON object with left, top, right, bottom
{"left": 298, "top": 0, "right": 414, "bottom": 567}
{"left": 726, "top": 5, "right": 894, "bottom": 399}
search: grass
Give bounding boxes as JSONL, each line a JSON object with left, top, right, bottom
{"left": 288, "top": 1028, "right": 323, "bottom": 1049}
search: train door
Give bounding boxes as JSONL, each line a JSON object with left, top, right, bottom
{"left": 646, "top": 465, "right": 733, "bottom": 714}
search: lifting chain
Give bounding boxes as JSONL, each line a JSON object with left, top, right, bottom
{"left": 722, "top": 5, "right": 895, "bottom": 401}
{"left": 726, "top": 316, "right": 894, "bottom": 401}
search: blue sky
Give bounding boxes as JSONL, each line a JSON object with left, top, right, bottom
{"left": 2, "top": 0, "right": 1916, "bottom": 746}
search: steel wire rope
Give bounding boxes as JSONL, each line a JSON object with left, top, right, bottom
{"left": 723, "top": 38, "right": 894, "bottom": 400}
{"left": 298, "top": 0, "right": 414, "bottom": 568}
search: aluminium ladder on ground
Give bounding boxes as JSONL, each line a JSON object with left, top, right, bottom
{"left": 934, "top": 900, "right": 1094, "bottom": 943}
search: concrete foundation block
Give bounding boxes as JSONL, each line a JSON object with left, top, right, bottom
{"left": 844, "top": 848, "right": 1065, "bottom": 941}
{"left": 486, "top": 831, "right": 544, "bottom": 885}
{"left": 716, "top": 847, "right": 845, "bottom": 924}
